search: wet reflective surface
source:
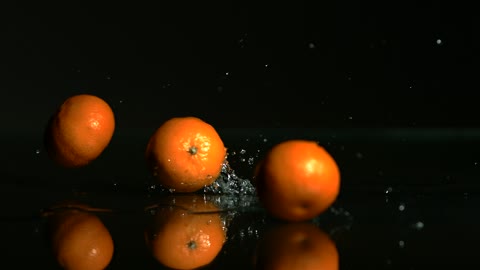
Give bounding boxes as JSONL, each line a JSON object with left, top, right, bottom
{"left": 2, "top": 128, "right": 480, "bottom": 268}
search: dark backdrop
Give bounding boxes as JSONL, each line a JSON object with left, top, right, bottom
{"left": 1, "top": 2, "right": 473, "bottom": 133}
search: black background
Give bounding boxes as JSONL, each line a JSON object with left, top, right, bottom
{"left": 1, "top": 2, "right": 474, "bottom": 133}
{"left": 0, "top": 3, "right": 479, "bottom": 268}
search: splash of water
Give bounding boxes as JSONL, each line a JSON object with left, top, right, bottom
{"left": 203, "top": 161, "right": 256, "bottom": 196}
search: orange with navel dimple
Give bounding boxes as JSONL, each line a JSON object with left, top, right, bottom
{"left": 145, "top": 116, "right": 227, "bottom": 192}
{"left": 45, "top": 94, "right": 115, "bottom": 168}
{"left": 145, "top": 195, "right": 226, "bottom": 269}
{"left": 253, "top": 139, "right": 341, "bottom": 222}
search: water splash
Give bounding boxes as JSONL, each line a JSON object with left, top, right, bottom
{"left": 203, "top": 161, "right": 256, "bottom": 196}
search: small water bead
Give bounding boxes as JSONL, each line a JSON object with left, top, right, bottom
{"left": 35, "top": 149, "right": 41, "bottom": 154}
{"left": 398, "top": 240, "right": 405, "bottom": 248}
{"left": 385, "top": 187, "right": 393, "bottom": 194}
{"left": 411, "top": 221, "right": 424, "bottom": 230}
{"left": 398, "top": 203, "right": 406, "bottom": 211}
{"left": 247, "top": 157, "right": 255, "bottom": 165}
{"left": 240, "top": 149, "right": 246, "bottom": 155}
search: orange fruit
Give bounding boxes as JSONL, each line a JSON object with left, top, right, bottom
{"left": 145, "top": 116, "right": 227, "bottom": 192}
{"left": 47, "top": 208, "right": 114, "bottom": 270}
{"left": 254, "top": 222, "right": 339, "bottom": 270}
{"left": 145, "top": 195, "right": 226, "bottom": 269}
{"left": 44, "top": 94, "right": 115, "bottom": 168}
{"left": 253, "top": 140, "right": 340, "bottom": 222}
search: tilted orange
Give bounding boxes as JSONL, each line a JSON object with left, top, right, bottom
{"left": 44, "top": 94, "right": 115, "bottom": 168}
{"left": 47, "top": 208, "right": 114, "bottom": 270}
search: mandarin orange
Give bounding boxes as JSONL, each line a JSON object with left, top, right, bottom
{"left": 45, "top": 94, "right": 115, "bottom": 168}
{"left": 145, "top": 195, "right": 226, "bottom": 269}
{"left": 145, "top": 116, "right": 227, "bottom": 192}
{"left": 48, "top": 208, "right": 114, "bottom": 270}
{"left": 254, "top": 222, "right": 339, "bottom": 270}
{"left": 254, "top": 140, "right": 340, "bottom": 222}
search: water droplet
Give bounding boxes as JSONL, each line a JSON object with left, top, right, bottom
{"left": 240, "top": 149, "right": 246, "bottom": 155}
{"left": 264, "top": 64, "right": 269, "bottom": 67}
{"left": 248, "top": 157, "right": 255, "bottom": 165}
{"left": 263, "top": 138, "right": 267, "bottom": 142}
{"left": 347, "top": 116, "right": 353, "bottom": 120}
{"left": 355, "top": 152, "right": 364, "bottom": 159}
{"left": 474, "top": 162, "right": 478, "bottom": 166}
{"left": 119, "top": 100, "right": 123, "bottom": 104}
{"left": 106, "top": 76, "right": 111, "bottom": 80}
{"left": 398, "top": 240, "right": 405, "bottom": 248}
{"left": 412, "top": 221, "right": 424, "bottom": 230}
{"left": 35, "top": 149, "right": 41, "bottom": 155}
{"left": 436, "top": 39, "right": 442, "bottom": 45}
{"left": 385, "top": 187, "right": 393, "bottom": 194}
{"left": 398, "top": 203, "right": 406, "bottom": 211}
{"left": 225, "top": 72, "right": 229, "bottom": 76}
{"left": 308, "top": 43, "right": 315, "bottom": 49}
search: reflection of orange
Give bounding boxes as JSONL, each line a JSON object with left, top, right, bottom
{"left": 254, "top": 222, "right": 339, "bottom": 270}
{"left": 254, "top": 140, "right": 340, "bottom": 222}
{"left": 145, "top": 116, "right": 227, "bottom": 192}
{"left": 45, "top": 94, "right": 115, "bottom": 168}
{"left": 48, "top": 208, "right": 114, "bottom": 270}
{"left": 145, "top": 195, "right": 226, "bottom": 269}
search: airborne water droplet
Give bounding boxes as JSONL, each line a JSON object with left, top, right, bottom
{"left": 412, "top": 221, "right": 424, "bottom": 230}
